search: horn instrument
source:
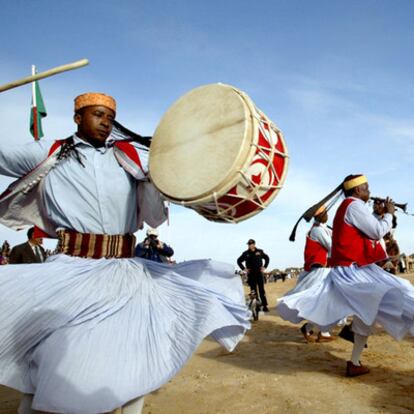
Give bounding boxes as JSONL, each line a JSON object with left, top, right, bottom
{"left": 370, "top": 197, "right": 407, "bottom": 213}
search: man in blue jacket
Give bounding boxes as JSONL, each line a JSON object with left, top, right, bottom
{"left": 135, "top": 228, "right": 174, "bottom": 263}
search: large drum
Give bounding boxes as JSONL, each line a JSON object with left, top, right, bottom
{"left": 149, "top": 83, "right": 288, "bottom": 223}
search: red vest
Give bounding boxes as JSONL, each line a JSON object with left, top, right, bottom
{"left": 304, "top": 225, "right": 329, "bottom": 271}
{"left": 330, "top": 198, "right": 387, "bottom": 267}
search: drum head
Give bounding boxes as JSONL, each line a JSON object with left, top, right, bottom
{"left": 150, "top": 84, "right": 253, "bottom": 201}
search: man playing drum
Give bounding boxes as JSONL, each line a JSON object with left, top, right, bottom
{"left": 0, "top": 93, "right": 250, "bottom": 413}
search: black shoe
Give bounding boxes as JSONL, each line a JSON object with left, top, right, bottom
{"left": 339, "top": 324, "right": 368, "bottom": 348}
{"left": 300, "top": 323, "right": 314, "bottom": 335}
{"left": 262, "top": 306, "right": 270, "bottom": 312}
{"left": 339, "top": 324, "right": 355, "bottom": 343}
{"left": 300, "top": 323, "right": 314, "bottom": 343}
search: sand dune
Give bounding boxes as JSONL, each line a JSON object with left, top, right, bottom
{"left": 2, "top": 274, "right": 414, "bottom": 413}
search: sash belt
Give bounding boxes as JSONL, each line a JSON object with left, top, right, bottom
{"left": 57, "top": 230, "right": 135, "bottom": 259}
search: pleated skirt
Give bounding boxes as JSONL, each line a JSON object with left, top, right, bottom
{"left": 0, "top": 254, "right": 250, "bottom": 413}
{"left": 276, "top": 264, "right": 414, "bottom": 339}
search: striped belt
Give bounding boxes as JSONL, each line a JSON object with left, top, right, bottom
{"left": 57, "top": 230, "right": 136, "bottom": 259}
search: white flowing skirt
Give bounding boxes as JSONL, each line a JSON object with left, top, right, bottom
{"left": 276, "top": 264, "right": 414, "bottom": 339}
{"left": 0, "top": 254, "right": 250, "bottom": 413}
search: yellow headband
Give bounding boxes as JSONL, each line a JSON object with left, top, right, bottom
{"left": 74, "top": 93, "right": 116, "bottom": 113}
{"left": 343, "top": 175, "right": 368, "bottom": 191}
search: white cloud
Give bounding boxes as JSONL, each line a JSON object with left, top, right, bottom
{"left": 288, "top": 87, "right": 358, "bottom": 116}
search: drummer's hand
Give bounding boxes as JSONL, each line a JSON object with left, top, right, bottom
{"left": 260, "top": 267, "right": 266, "bottom": 273}
{"left": 385, "top": 197, "right": 396, "bottom": 215}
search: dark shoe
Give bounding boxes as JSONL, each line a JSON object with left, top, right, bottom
{"left": 300, "top": 323, "right": 314, "bottom": 343}
{"left": 346, "top": 361, "right": 370, "bottom": 377}
{"left": 317, "top": 332, "right": 337, "bottom": 342}
{"left": 262, "top": 306, "right": 270, "bottom": 312}
{"left": 339, "top": 324, "right": 368, "bottom": 348}
{"left": 339, "top": 324, "right": 355, "bottom": 343}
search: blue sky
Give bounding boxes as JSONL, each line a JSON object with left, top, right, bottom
{"left": 1, "top": 1, "right": 414, "bottom": 267}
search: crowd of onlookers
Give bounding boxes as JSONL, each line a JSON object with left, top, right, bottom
{"left": 1, "top": 227, "right": 413, "bottom": 275}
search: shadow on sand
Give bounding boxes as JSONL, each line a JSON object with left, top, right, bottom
{"left": 203, "top": 319, "right": 414, "bottom": 414}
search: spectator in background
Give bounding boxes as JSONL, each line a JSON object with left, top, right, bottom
{"left": 135, "top": 228, "right": 174, "bottom": 263}
{"left": 1, "top": 240, "right": 10, "bottom": 259}
{"left": 0, "top": 240, "right": 10, "bottom": 265}
{"left": 9, "top": 227, "right": 45, "bottom": 264}
{"left": 399, "top": 255, "right": 407, "bottom": 274}
{"left": 237, "top": 239, "right": 270, "bottom": 312}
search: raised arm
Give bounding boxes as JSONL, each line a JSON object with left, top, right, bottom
{"left": 135, "top": 241, "right": 149, "bottom": 258}
{"left": 345, "top": 199, "right": 392, "bottom": 240}
{"left": 0, "top": 140, "right": 51, "bottom": 178}
{"left": 159, "top": 242, "right": 174, "bottom": 258}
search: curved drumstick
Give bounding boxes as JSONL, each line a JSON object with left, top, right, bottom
{"left": 0, "top": 59, "right": 89, "bottom": 93}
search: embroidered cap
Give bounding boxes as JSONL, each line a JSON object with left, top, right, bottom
{"left": 74, "top": 93, "right": 116, "bottom": 113}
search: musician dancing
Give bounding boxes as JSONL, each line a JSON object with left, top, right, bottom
{"left": 277, "top": 175, "right": 414, "bottom": 377}
{"left": 0, "top": 93, "right": 250, "bottom": 414}
{"left": 278, "top": 206, "right": 335, "bottom": 342}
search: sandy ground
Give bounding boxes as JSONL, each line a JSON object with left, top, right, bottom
{"left": 1, "top": 274, "right": 414, "bottom": 414}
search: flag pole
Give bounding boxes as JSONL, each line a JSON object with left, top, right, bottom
{"left": 0, "top": 59, "right": 89, "bottom": 93}
{"left": 31, "top": 65, "right": 39, "bottom": 140}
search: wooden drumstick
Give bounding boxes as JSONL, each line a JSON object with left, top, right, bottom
{"left": 0, "top": 59, "right": 89, "bottom": 93}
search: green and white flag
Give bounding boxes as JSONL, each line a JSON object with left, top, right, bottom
{"left": 30, "top": 68, "right": 47, "bottom": 140}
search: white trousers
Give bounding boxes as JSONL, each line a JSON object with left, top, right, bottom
{"left": 352, "top": 316, "right": 373, "bottom": 336}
